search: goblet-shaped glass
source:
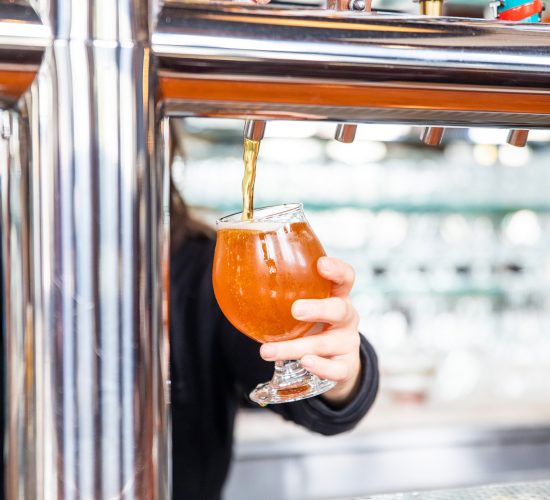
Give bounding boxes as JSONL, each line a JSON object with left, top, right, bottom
{"left": 213, "top": 203, "right": 336, "bottom": 405}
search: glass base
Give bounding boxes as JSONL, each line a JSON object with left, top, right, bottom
{"left": 249, "top": 360, "right": 337, "bottom": 406}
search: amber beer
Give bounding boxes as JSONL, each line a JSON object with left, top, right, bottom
{"left": 213, "top": 220, "right": 331, "bottom": 343}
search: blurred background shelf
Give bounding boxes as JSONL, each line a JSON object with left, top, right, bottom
{"left": 188, "top": 202, "right": 550, "bottom": 215}
{"left": 175, "top": 113, "right": 550, "bottom": 498}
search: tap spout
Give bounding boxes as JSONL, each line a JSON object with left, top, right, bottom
{"left": 244, "top": 119, "right": 266, "bottom": 141}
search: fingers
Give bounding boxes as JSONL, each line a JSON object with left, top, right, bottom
{"left": 317, "top": 257, "right": 355, "bottom": 298}
{"left": 259, "top": 256, "right": 361, "bottom": 397}
{"left": 260, "top": 330, "right": 360, "bottom": 361}
{"left": 301, "top": 355, "right": 350, "bottom": 382}
{"left": 292, "top": 297, "right": 358, "bottom": 328}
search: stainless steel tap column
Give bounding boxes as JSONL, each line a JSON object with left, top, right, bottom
{"left": 0, "top": 109, "right": 35, "bottom": 500}
{"left": 2, "top": 0, "right": 170, "bottom": 498}
{"left": 0, "top": 2, "right": 51, "bottom": 499}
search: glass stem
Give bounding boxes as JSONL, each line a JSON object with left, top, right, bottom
{"left": 271, "top": 360, "right": 309, "bottom": 389}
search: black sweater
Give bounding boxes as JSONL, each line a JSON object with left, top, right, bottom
{"left": 170, "top": 235, "right": 379, "bottom": 499}
{"left": 0, "top": 234, "right": 379, "bottom": 500}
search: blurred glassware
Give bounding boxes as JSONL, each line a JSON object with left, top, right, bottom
{"left": 380, "top": 341, "right": 438, "bottom": 403}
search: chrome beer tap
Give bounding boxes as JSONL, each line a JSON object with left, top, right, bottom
{"left": 244, "top": 119, "right": 266, "bottom": 141}
{"left": 330, "top": 0, "right": 372, "bottom": 143}
{"left": 490, "top": 0, "right": 544, "bottom": 147}
{"left": 417, "top": 0, "right": 446, "bottom": 146}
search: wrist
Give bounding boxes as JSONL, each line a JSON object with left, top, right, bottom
{"left": 320, "top": 357, "right": 362, "bottom": 408}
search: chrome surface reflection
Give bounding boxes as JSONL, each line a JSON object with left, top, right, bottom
{"left": 0, "top": 109, "right": 35, "bottom": 498}
{"left": 0, "top": 1, "right": 48, "bottom": 103}
{"left": 36, "top": 0, "right": 149, "bottom": 41}
{"left": 0, "top": 0, "right": 170, "bottom": 498}
{"left": 155, "top": 2, "right": 550, "bottom": 127}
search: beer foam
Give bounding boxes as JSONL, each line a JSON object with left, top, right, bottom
{"left": 220, "top": 221, "right": 285, "bottom": 232}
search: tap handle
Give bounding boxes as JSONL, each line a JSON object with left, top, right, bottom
{"left": 495, "top": 0, "right": 543, "bottom": 21}
{"left": 417, "top": 0, "right": 444, "bottom": 15}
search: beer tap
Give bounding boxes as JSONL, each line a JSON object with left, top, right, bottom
{"left": 244, "top": 119, "right": 266, "bottom": 142}
{"left": 419, "top": 0, "right": 444, "bottom": 15}
{"left": 417, "top": 0, "right": 446, "bottom": 146}
{"left": 334, "top": 123, "right": 357, "bottom": 143}
{"left": 420, "top": 127, "right": 445, "bottom": 146}
{"left": 491, "top": 0, "right": 543, "bottom": 147}
{"left": 329, "top": 0, "right": 371, "bottom": 143}
{"left": 507, "top": 129, "right": 530, "bottom": 147}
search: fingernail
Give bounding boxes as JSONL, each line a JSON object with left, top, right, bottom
{"left": 293, "top": 302, "right": 310, "bottom": 319}
{"left": 320, "top": 258, "right": 332, "bottom": 273}
{"left": 261, "top": 344, "right": 276, "bottom": 359}
{"left": 301, "top": 356, "right": 315, "bottom": 369}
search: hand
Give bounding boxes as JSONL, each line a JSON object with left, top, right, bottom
{"left": 260, "top": 256, "right": 362, "bottom": 406}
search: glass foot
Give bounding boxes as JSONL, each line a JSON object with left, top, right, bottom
{"left": 249, "top": 360, "right": 336, "bottom": 406}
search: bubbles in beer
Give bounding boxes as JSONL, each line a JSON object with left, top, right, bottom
{"left": 213, "top": 221, "right": 330, "bottom": 344}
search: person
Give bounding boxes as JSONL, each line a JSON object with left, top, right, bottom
{"left": 169, "top": 175, "right": 379, "bottom": 499}
{"left": 0, "top": 177, "right": 378, "bottom": 500}
{"left": 167, "top": 1, "right": 379, "bottom": 496}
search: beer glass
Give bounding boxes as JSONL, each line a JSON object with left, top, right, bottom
{"left": 213, "top": 203, "right": 337, "bottom": 405}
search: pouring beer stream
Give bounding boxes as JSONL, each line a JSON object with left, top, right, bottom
{"left": 241, "top": 119, "right": 266, "bottom": 220}
{"left": 242, "top": 138, "right": 260, "bottom": 221}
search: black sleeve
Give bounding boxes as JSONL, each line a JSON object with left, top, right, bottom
{"left": 220, "top": 303, "right": 379, "bottom": 436}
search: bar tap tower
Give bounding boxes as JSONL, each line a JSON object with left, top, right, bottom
{"left": 0, "top": 0, "right": 549, "bottom": 499}
{"left": 1, "top": 1, "right": 169, "bottom": 498}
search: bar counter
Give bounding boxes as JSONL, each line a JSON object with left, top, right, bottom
{"left": 359, "top": 480, "right": 550, "bottom": 499}
{"left": 225, "top": 399, "right": 550, "bottom": 500}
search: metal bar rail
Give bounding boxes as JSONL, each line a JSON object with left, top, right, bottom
{"left": 155, "top": 2, "right": 550, "bottom": 127}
